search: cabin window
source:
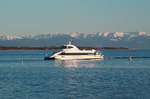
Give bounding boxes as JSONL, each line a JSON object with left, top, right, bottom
{"left": 68, "top": 46, "right": 73, "bottom": 49}
{"left": 60, "top": 53, "right": 95, "bottom": 55}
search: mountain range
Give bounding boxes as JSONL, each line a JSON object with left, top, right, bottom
{"left": 0, "top": 32, "right": 150, "bottom": 49}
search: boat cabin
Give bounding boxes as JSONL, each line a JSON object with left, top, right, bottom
{"left": 61, "top": 44, "right": 79, "bottom": 50}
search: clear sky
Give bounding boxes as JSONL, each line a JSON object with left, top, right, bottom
{"left": 0, "top": 0, "right": 150, "bottom": 34}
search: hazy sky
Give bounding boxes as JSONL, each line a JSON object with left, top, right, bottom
{"left": 0, "top": 0, "right": 150, "bottom": 34}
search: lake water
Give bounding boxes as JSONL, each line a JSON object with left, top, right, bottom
{"left": 0, "top": 50, "right": 150, "bottom": 99}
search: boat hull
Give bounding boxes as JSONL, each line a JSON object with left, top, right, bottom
{"left": 52, "top": 55, "right": 104, "bottom": 60}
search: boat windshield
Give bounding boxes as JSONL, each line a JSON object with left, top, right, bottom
{"left": 60, "top": 45, "right": 67, "bottom": 49}
{"left": 60, "top": 45, "right": 74, "bottom": 49}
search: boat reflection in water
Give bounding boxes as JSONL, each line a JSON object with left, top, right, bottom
{"left": 53, "top": 59, "right": 104, "bottom": 98}
{"left": 54, "top": 59, "right": 102, "bottom": 68}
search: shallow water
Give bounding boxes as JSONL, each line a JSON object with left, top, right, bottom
{"left": 0, "top": 50, "right": 150, "bottom": 99}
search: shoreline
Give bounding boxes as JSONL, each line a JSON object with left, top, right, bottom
{"left": 0, "top": 46, "right": 131, "bottom": 50}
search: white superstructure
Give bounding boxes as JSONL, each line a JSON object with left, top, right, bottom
{"left": 44, "top": 41, "right": 104, "bottom": 60}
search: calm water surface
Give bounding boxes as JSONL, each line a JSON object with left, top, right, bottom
{"left": 0, "top": 50, "right": 150, "bottom": 99}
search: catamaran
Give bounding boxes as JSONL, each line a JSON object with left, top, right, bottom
{"left": 44, "top": 41, "right": 104, "bottom": 60}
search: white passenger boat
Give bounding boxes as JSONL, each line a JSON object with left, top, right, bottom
{"left": 44, "top": 41, "right": 104, "bottom": 60}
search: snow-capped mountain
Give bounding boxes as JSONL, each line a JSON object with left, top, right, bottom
{"left": 1, "top": 32, "right": 150, "bottom": 40}
{"left": 0, "top": 32, "right": 150, "bottom": 49}
{"left": 0, "top": 35, "right": 24, "bottom": 40}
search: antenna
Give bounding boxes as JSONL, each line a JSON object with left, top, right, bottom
{"left": 69, "top": 41, "right": 71, "bottom": 45}
{"left": 68, "top": 40, "right": 73, "bottom": 45}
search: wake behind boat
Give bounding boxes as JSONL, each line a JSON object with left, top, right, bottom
{"left": 44, "top": 41, "right": 104, "bottom": 60}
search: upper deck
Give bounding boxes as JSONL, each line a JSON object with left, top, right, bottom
{"left": 61, "top": 41, "right": 96, "bottom": 53}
